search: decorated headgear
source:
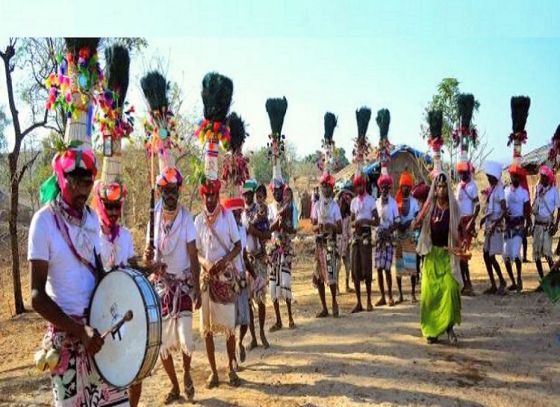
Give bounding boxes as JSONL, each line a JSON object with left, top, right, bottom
{"left": 42, "top": 39, "right": 101, "bottom": 207}
{"left": 98, "top": 45, "right": 133, "bottom": 184}
{"left": 548, "top": 124, "right": 560, "bottom": 170}
{"left": 242, "top": 179, "right": 258, "bottom": 194}
{"left": 508, "top": 96, "right": 530, "bottom": 160}
{"left": 266, "top": 97, "right": 288, "bottom": 184}
{"left": 539, "top": 165, "right": 556, "bottom": 186}
{"left": 412, "top": 181, "right": 430, "bottom": 202}
{"left": 352, "top": 107, "right": 371, "bottom": 174}
{"left": 427, "top": 110, "right": 443, "bottom": 174}
{"left": 376, "top": 108, "right": 393, "bottom": 184}
{"left": 156, "top": 166, "right": 183, "bottom": 187}
{"left": 320, "top": 173, "right": 336, "bottom": 188}
{"left": 141, "top": 71, "right": 181, "bottom": 176}
{"left": 46, "top": 38, "right": 103, "bottom": 147}
{"left": 199, "top": 179, "right": 222, "bottom": 196}
{"left": 398, "top": 170, "right": 414, "bottom": 188}
{"left": 91, "top": 181, "right": 127, "bottom": 229}
{"left": 454, "top": 94, "right": 478, "bottom": 167}
{"left": 377, "top": 174, "right": 393, "bottom": 188}
{"left": 195, "top": 72, "right": 233, "bottom": 181}
{"left": 222, "top": 197, "right": 245, "bottom": 211}
{"left": 222, "top": 112, "right": 250, "bottom": 193}
{"left": 483, "top": 160, "right": 503, "bottom": 181}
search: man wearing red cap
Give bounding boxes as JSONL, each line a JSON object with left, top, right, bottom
{"left": 195, "top": 179, "right": 242, "bottom": 388}
{"left": 503, "top": 164, "right": 532, "bottom": 291}
{"left": 311, "top": 174, "right": 342, "bottom": 317}
{"left": 454, "top": 163, "right": 480, "bottom": 296}
{"left": 30, "top": 146, "right": 129, "bottom": 406}
{"left": 373, "top": 174, "right": 400, "bottom": 307}
{"left": 532, "top": 165, "right": 560, "bottom": 283}
{"left": 395, "top": 170, "right": 420, "bottom": 303}
{"left": 143, "top": 166, "right": 201, "bottom": 403}
{"left": 350, "top": 174, "right": 376, "bottom": 312}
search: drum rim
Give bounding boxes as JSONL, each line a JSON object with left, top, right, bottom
{"left": 88, "top": 268, "right": 160, "bottom": 389}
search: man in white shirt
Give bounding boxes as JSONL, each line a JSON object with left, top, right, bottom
{"left": 241, "top": 181, "right": 270, "bottom": 350}
{"left": 395, "top": 170, "right": 420, "bottom": 303}
{"left": 350, "top": 174, "right": 376, "bottom": 313}
{"left": 455, "top": 163, "right": 480, "bottom": 296}
{"left": 29, "top": 146, "right": 129, "bottom": 407}
{"left": 143, "top": 166, "right": 201, "bottom": 403}
{"left": 337, "top": 187, "right": 354, "bottom": 293}
{"left": 195, "top": 179, "right": 242, "bottom": 388}
{"left": 480, "top": 161, "right": 508, "bottom": 295}
{"left": 532, "top": 166, "right": 559, "bottom": 282}
{"left": 503, "top": 165, "right": 532, "bottom": 291}
{"left": 373, "top": 174, "right": 400, "bottom": 307}
{"left": 311, "top": 174, "right": 342, "bottom": 318}
{"left": 268, "top": 178, "right": 296, "bottom": 331}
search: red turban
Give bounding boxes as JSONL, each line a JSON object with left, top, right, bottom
{"left": 199, "top": 179, "right": 222, "bottom": 196}
{"left": 508, "top": 164, "right": 529, "bottom": 191}
{"left": 222, "top": 197, "right": 245, "bottom": 210}
{"left": 456, "top": 161, "right": 475, "bottom": 173}
{"left": 539, "top": 165, "right": 556, "bottom": 186}
{"left": 320, "top": 173, "right": 335, "bottom": 188}
{"left": 412, "top": 182, "right": 429, "bottom": 202}
{"left": 377, "top": 174, "right": 393, "bottom": 188}
{"left": 352, "top": 174, "right": 366, "bottom": 188}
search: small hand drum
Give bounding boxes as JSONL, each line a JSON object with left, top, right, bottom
{"left": 88, "top": 268, "right": 162, "bottom": 388}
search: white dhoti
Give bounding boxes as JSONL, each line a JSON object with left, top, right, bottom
{"left": 161, "top": 314, "right": 193, "bottom": 358}
{"left": 503, "top": 235, "right": 523, "bottom": 261}
{"left": 533, "top": 223, "right": 553, "bottom": 260}
{"left": 200, "top": 290, "right": 236, "bottom": 337}
{"left": 484, "top": 231, "right": 504, "bottom": 256}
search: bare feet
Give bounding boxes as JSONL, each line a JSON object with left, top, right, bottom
{"left": 239, "top": 343, "right": 246, "bottom": 363}
{"left": 269, "top": 322, "right": 282, "bottom": 333}
{"left": 162, "top": 387, "right": 181, "bottom": 405}
{"left": 411, "top": 295, "right": 418, "bottom": 303}
{"left": 288, "top": 319, "right": 296, "bottom": 329}
{"left": 260, "top": 331, "right": 270, "bottom": 349}
{"left": 507, "top": 283, "right": 518, "bottom": 291}
{"left": 206, "top": 372, "right": 219, "bottom": 389}
{"left": 184, "top": 377, "right": 195, "bottom": 403}
{"left": 315, "top": 309, "right": 329, "bottom": 318}
{"left": 447, "top": 327, "right": 458, "bottom": 346}
{"left": 395, "top": 296, "right": 404, "bottom": 304}
{"left": 332, "top": 303, "right": 339, "bottom": 318}
{"left": 497, "top": 284, "right": 507, "bottom": 296}
{"left": 375, "top": 297, "right": 387, "bottom": 307}
{"left": 248, "top": 338, "right": 258, "bottom": 350}
{"left": 366, "top": 302, "right": 373, "bottom": 312}
{"left": 228, "top": 370, "right": 241, "bottom": 387}
{"left": 350, "top": 304, "right": 363, "bottom": 313}
{"left": 387, "top": 297, "right": 395, "bottom": 307}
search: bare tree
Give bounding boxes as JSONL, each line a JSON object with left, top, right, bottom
{"left": 1, "top": 39, "right": 46, "bottom": 314}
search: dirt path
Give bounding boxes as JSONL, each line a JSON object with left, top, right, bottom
{"left": 1, "top": 239, "right": 559, "bottom": 407}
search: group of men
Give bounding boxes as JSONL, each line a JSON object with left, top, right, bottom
{"left": 308, "top": 160, "right": 559, "bottom": 319}
{"left": 28, "top": 143, "right": 299, "bottom": 406}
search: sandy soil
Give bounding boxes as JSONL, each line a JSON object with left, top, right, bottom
{"left": 1, "top": 237, "right": 559, "bottom": 407}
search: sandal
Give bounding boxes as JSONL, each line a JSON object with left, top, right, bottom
{"left": 260, "top": 331, "right": 270, "bottom": 349}
{"left": 162, "top": 388, "right": 181, "bottom": 405}
{"left": 228, "top": 370, "right": 241, "bottom": 387}
{"left": 205, "top": 372, "right": 219, "bottom": 389}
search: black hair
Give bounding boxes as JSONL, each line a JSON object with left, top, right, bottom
{"left": 65, "top": 168, "right": 93, "bottom": 178}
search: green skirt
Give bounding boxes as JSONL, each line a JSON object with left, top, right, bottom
{"left": 420, "top": 246, "right": 461, "bottom": 338}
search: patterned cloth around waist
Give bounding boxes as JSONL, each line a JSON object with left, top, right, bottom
{"left": 155, "top": 272, "right": 193, "bottom": 318}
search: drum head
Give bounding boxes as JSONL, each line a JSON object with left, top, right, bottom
{"left": 89, "top": 270, "right": 148, "bottom": 388}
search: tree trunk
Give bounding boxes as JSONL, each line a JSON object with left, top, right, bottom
{"left": 8, "top": 154, "right": 25, "bottom": 314}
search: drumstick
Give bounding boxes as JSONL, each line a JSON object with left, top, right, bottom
{"left": 101, "top": 310, "right": 134, "bottom": 339}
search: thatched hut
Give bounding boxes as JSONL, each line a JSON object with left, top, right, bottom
{"left": 334, "top": 144, "right": 432, "bottom": 192}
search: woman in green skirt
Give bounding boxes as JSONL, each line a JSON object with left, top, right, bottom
{"left": 413, "top": 172, "right": 462, "bottom": 344}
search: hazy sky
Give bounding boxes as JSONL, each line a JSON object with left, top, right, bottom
{"left": 1, "top": 0, "right": 559, "bottom": 164}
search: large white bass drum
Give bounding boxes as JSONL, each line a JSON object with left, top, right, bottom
{"left": 88, "top": 267, "right": 161, "bottom": 388}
